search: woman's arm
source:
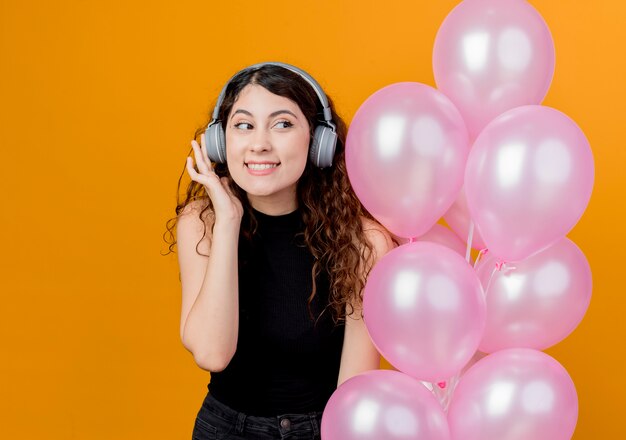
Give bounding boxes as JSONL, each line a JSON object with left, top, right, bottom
{"left": 177, "top": 201, "right": 241, "bottom": 372}
{"left": 337, "top": 218, "right": 396, "bottom": 387}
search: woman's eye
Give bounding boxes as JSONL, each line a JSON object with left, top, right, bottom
{"left": 275, "top": 120, "right": 293, "bottom": 129}
{"left": 234, "top": 122, "right": 253, "bottom": 130}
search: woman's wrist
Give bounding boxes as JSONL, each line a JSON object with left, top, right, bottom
{"left": 213, "top": 217, "right": 242, "bottom": 234}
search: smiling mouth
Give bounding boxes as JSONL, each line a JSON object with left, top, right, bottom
{"left": 246, "top": 163, "right": 280, "bottom": 170}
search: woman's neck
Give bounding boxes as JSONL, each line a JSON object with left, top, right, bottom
{"left": 246, "top": 192, "right": 298, "bottom": 216}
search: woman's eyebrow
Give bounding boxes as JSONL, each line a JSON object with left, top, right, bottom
{"left": 230, "top": 109, "right": 299, "bottom": 120}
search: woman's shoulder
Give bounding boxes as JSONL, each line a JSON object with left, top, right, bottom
{"left": 359, "top": 216, "right": 397, "bottom": 259}
{"left": 176, "top": 198, "right": 215, "bottom": 253}
{"left": 179, "top": 198, "right": 215, "bottom": 223}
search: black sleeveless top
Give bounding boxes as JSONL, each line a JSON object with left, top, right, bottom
{"left": 207, "top": 207, "right": 345, "bottom": 416}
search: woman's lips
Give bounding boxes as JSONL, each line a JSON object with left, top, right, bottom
{"left": 245, "top": 162, "right": 280, "bottom": 175}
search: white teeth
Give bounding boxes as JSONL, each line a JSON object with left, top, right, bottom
{"left": 247, "top": 163, "right": 278, "bottom": 170}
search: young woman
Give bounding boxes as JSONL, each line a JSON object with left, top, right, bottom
{"left": 164, "top": 62, "right": 395, "bottom": 440}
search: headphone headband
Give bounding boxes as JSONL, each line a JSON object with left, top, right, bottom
{"left": 210, "top": 62, "right": 334, "bottom": 124}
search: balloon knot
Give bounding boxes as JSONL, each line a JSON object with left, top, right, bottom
{"left": 437, "top": 381, "right": 447, "bottom": 389}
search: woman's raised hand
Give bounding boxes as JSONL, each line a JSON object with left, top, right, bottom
{"left": 186, "top": 133, "right": 243, "bottom": 224}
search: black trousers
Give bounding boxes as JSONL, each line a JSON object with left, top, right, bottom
{"left": 192, "top": 392, "right": 323, "bottom": 440}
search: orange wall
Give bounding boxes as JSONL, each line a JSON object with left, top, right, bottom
{"left": 1, "top": 0, "right": 623, "bottom": 438}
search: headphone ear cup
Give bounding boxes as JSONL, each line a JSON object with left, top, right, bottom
{"left": 204, "top": 122, "right": 227, "bottom": 163}
{"left": 310, "top": 125, "right": 338, "bottom": 168}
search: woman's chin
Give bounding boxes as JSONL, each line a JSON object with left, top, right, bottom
{"left": 243, "top": 183, "right": 298, "bottom": 201}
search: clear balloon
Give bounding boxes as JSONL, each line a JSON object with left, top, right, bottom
{"left": 464, "top": 105, "right": 594, "bottom": 262}
{"left": 433, "top": 0, "right": 555, "bottom": 139}
{"left": 443, "top": 186, "right": 487, "bottom": 250}
{"left": 394, "top": 224, "right": 468, "bottom": 257}
{"left": 474, "top": 237, "right": 592, "bottom": 352}
{"left": 363, "top": 242, "right": 486, "bottom": 382}
{"left": 448, "top": 348, "right": 578, "bottom": 440}
{"left": 346, "top": 82, "right": 470, "bottom": 238}
{"left": 321, "top": 369, "right": 450, "bottom": 440}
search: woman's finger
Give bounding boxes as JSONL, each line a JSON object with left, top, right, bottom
{"left": 187, "top": 156, "right": 223, "bottom": 194}
{"left": 185, "top": 156, "right": 200, "bottom": 180}
{"left": 186, "top": 156, "right": 210, "bottom": 186}
{"left": 191, "top": 140, "right": 211, "bottom": 175}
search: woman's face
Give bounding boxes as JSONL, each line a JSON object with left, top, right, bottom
{"left": 224, "top": 84, "right": 310, "bottom": 211}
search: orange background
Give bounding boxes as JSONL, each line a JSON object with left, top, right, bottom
{"left": 1, "top": 0, "right": 623, "bottom": 438}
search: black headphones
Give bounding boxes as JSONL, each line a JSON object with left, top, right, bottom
{"left": 204, "top": 62, "right": 338, "bottom": 169}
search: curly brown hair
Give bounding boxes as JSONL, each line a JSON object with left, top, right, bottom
{"left": 163, "top": 64, "right": 381, "bottom": 326}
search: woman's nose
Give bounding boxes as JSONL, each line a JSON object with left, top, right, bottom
{"left": 249, "top": 129, "right": 272, "bottom": 152}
